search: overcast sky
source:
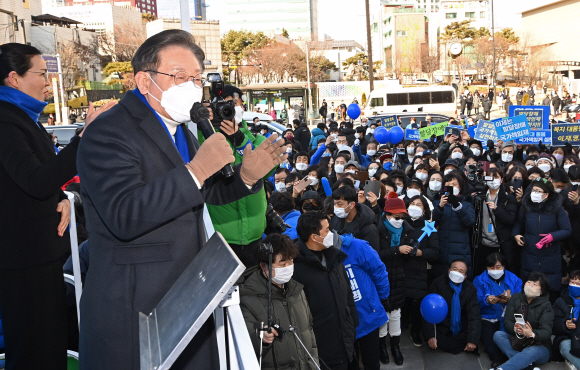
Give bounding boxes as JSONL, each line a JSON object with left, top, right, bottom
{"left": 206, "top": 0, "right": 554, "bottom": 44}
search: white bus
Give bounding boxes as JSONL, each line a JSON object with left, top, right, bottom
{"left": 364, "top": 85, "right": 457, "bottom": 116}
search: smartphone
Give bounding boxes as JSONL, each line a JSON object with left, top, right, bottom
{"left": 294, "top": 176, "right": 313, "bottom": 193}
{"left": 442, "top": 186, "right": 451, "bottom": 196}
{"left": 573, "top": 184, "right": 579, "bottom": 192}
{"left": 397, "top": 148, "right": 406, "bottom": 156}
{"left": 514, "top": 313, "right": 526, "bottom": 327}
{"left": 512, "top": 178, "right": 523, "bottom": 193}
{"left": 364, "top": 180, "right": 381, "bottom": 198}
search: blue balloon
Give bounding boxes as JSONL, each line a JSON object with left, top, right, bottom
{"left": 389, "top": 126, "right": 404, "bottom": 144}
{"left": 347, "top": 104, "right": 361, "bottom": 120}
{"left": 373, "top": 126, "right": 390, "bottom": 144}
{"left": 420, "top": 293, "right": 448, "bottom": 324}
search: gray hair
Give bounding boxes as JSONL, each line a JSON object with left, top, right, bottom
{"left": 131, "top": 29, "right": 205, "bottom": 74}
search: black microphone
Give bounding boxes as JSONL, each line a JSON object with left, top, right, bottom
{"left": 190, "top": 102, "right": 234, "bottom": 178}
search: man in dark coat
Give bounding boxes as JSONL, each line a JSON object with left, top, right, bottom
{"left": 552, "top": 93, "right": 562, "bottom": 115}
{"left": 542, "top": 95, "right": 551, "bottom": 107}
{"left": 488, "top": 88, "right": 494, "bottom": 104}
{"left": 482, "top": 97, "right": 492, "bottom": 120}
{"left": 293, "top": 119, "right": 311, "bottom": 152}
{"left": 516, "top": 90, "right": 523, "bottom": 105}
{"left": 459, "top": 94, "right": 467, "bottom": 116}
{"left": 424, "top": 260, "right": 481, "bottom": 355}
{"left": 76, "top": 30, "right": 286, "bottom": 370}
{"left": 294, "top": 211, "right": 359, "bottom": 370}
{"left": 319, "top": 100, "right": 327, "bottom": 121}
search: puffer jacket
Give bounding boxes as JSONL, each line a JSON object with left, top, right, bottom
{"left": 512, "top": 191, "right": 572, "bottom": 291}
{"left": 281, "top": 209, "right": 301, "bottom": 240}
{"left": 308, "top": 128, "right": 326, "bottom": 150}
{"left": 504, "top": 292, "right": 554, "bottom": 356}
{"left": 432, "top": 194, "right": 476, "bottom": 278}
{"left": 473, "top": 269, "right": 522, "bottom": 322}
{"left": 294, "top": 125, "right": 311, "bottom": 152}
{"left": 238, "top": 267, "right": 319, "bottom": 370}
{"left": 331, "top": 203, "right": 379, "bottom": 252}
{"left": 552, "top": 288, "right": 579, "bottom": 362}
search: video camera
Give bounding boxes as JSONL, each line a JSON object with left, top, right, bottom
{"left": 466, "top": 162, "right": 492, "bottom": 196}
{"left": 204, "top": 73, "right": 236, "bottom": 127}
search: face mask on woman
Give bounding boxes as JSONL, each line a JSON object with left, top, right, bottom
{"left": 309, "top": 177, "right": 319, "bottom": 186}
{"left": 487, "top": 178, "right": 501, "bottom": 190}
{"left": 407, "top": 147, "right": 415, "bottom": 155}
{"left": 415, "top": 172, "right": 428, "bottom": 182}
{"left": 530, "top": 191, "right": 544, "bottom": 203}
{"left": 406, "top": 188, "right": 421, "bottom": 199}
{"left": 367, "top": 150, "right": 376, "bottom": 157}
{"left": 388, "top": 216, "right": 404, "bottom": 229}
{"left": 396, "top": 185, "right": 403, "bottom": 195}
{"left": 524, "top": 285, "right": 541, "bottom": 299}
{"left": 538, "top": 163, "right": 551, "bottom": 173}
{"left": 470, "top": 147, "right": 481, "bottom": 156}
{"left": 451, "top": 152, "right": 463, "bottom": 160}
{"left": 554, "top": 153, "right": 564, "bottom": 166}
{"left": 453, "top": 187, "right": 460, "bottom": 196}
{"left": 564, "top": 164, "right": 572, "bottom": 173}
{"left": 429, "top": 180, "right": 442, "bottom": 192}
{"left": 407, "top": 205, "right": 423, "bottom": 219}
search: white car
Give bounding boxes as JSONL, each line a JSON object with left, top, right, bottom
{"left": 243, "top": 112, "right": 272, "bottom": 124}
{"left": 413, "top": 79, "right": 429, "bottom": 85}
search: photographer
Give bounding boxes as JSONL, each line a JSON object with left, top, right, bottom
{"left": 238, "top": 233, "right": 319, "bottom": 370}
{"left": 199, "top": 85, "right": 277, "bottom": 267}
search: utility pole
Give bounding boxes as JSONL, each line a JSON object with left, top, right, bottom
{"left": 20, "top": 19, "right": 26, "bottom": 44}
{"left": 365, "top": 0, "right": 375, "bottom": 92}
{"left": 491, "top": 0, "right": 496, "bottom": 98}
{"left": 306, "top": 44, "right": 313, "bottom": 126}
{"left": 179, "top": 0, "right": 190, "bottom": 32}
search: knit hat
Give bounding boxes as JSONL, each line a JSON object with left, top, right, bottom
{"left": 500, "top": 141, "right": 517, "bottom": 152}
{"left": 384, "top": 191, "right": 407, "bottom": 214}
{"left": 379, "top": 153, "right": 393, "bottom": 162}
{"left": 535, "top": 153, "right": 555, "bottom": 167}
{"left": 531, "top": 177, "right": 554, "bottom": 194}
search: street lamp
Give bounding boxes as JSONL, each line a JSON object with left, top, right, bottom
{"left": 480, "top": 0, "right": 495, "bottom": 95}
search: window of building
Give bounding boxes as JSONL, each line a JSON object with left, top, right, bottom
{"left": 465, "top": 12, "right": 475, "bottom": 18}
{"left": 373, "top": 23, "right": 378, "bottom": 32}
{"left": 480, "top": 11, "right": 485, "bottom": 18}
{"left": 446, "top": 13, "right": 456, "bottom": 19}
{"left": 396, "top": 30, "right": 407, "bottom": 36}
{"left": 370, "top": 97, "right": 384, "bottom": 107}
{"left": 386, "top": 93, "right": 409, "bottom": 106}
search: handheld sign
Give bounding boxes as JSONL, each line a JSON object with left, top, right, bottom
{"left": 509, "top": 106, "right": 550, "bottom": 130}
{"left": 474, "top": 120, "right": 498, "bottom": 142}
{"left": 419, "top": 121, "right": 449, "bottom": 140}
{"left": 380, "top": 115, "right": 398, "bottom": 129}
{"left": 514, "top": 129, "right": 552, "bottom": 145}
{"left": 405, "top": 129, "right": 420, "bottom": 141}
{"left": 492, "top": 115, "right": 531, "bottom": 141}
{"left": 551, "top": 124, "right": 580, "bottom": 146}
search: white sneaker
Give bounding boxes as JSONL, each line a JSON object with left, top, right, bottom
{"left": 566, "top": 359, "right": 579, "bottom": 370}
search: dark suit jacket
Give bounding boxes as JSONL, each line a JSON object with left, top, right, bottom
{"left": 0, "top": 101, "right": 78, "bottom": 269}
{"left": 77, "top": 91, "right": 262, "bottom": 370}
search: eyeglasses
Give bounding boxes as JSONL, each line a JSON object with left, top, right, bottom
{"left": 28, "top": 71, "right": 48, "bottom": 81}
{"left": 532, "top": 190, "right": 545, "bottom": 195}
{"left": 145, "top": 70, "right": 205, "bottom": 88}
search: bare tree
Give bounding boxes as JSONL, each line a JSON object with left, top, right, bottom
{"left": 58, "top": 35, "right": 100, "bottom": 90}
{"left": 99, "top": 21, "right": 146, "bottom": 62}
{"left": 422, "top": 47, "right": 441, "bottom": 83}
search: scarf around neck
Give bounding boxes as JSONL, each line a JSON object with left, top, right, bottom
{"left": 383, "top": 215, "right": 403, "bottom": 247}
{"left": 0, "top": 86, "right": 47, "bottom": 124}
{"left": 569, "top": 289, "right": 580, "bottom": 322}
{"left": 449, "top": 280, "right": 463, "bottom": 337}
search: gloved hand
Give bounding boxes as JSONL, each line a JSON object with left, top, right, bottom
{"left": 536, "top": 233, "right": 554, "bottom": 249}
{"left": 240, "top": 133, "right": 287, "bottom": 186}
{"left": 449, "top": 194, "right": 460, "bottom": 208}
{"left": 354, "top": 138, "right": 360, "bottom": 146}
{"left": 186, "top": 133, "right": 235, "bottom": 186}
{"left": 487, "top": 140, "right": 495, "bottom": 152}
{"left": 381, "top": 299, "right": 392, "bottom": 314}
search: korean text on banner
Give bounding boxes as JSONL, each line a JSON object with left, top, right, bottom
{"left": 405, "top": 129, "right": 420, "bottom": 141}
{"left": 381, "top": 115, "right": 398, "bottom": 129}
{"left": 509, "top": 106, "right": 550, "bottom": 130}
{"left": 493, "top": 115, "right": 531, "bottom": 141}
{"left": 444, "top": 125, "right": 465, "bottom": 137}
{"left": 419, "top": 121, "right": 449, "bottom": 140}
{"left": 474, "top": 120, "right": 498, "bottom": 142}
{"left": 514, "top": 129, "right": 551, "bottom": 145}
{"left": 551, "top": 124, "right": 580, "bottom": 146}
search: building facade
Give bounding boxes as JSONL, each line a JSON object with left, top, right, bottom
{"left": 157, "top": 0, "right": 205, "bottom": 21}
{"left": 224, "top": 0, "right": 318, "bottom": 41}
{"left": 43, "top": 3, "right": 142, "bottom": 34}
{"left": 438, "top": 0, "right": 489, "bottom": 31}
{"left": 0, "top": 0, "right": 34, "bottom": 44}
{"left": 308, "top": 39, "right": 365, "bottom": 81}
{"left": 146, "top": 18, "right": 222, "bottom": 73}
{"left": 57, "top": 0, "right": 157, "bottom": 17}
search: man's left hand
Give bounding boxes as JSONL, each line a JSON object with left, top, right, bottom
{"left": 464, "top": 342, "right": 476, "bottom": 352}
{"left": 220, "top": 119, "right": 238, "bottom": 136}
{"left": 56, "top": 199, "right": 71, "bottom": 237}
{"left": 240, "top": 134, "right": 287, "bottom": 186}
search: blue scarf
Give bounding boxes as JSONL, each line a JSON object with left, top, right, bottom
{"left": 132, "top": 88, "right": 190, "bottom": 163}
{"left": 449, "top": 280, "right": 463, "bottom": 336}
{"left": 569, "top": 286, "right": 580, "bottom": 321}
{"left": 383, "top": 215, "right": 403, "bottom": 247}
{"left": 0, "top": 86, "right": 47, "bottom": 124}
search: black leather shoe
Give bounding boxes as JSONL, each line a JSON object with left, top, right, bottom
{"left": 391, "top": 335, "right": 404, "bottom": 365}
{"left": 379, "top": 336, "right": 389, "bottom": 364}
{"left": 410, "top": 331, "right": 422, "bottom": 347}
{"left": 490, "top": 361, "right": 503, "bottom": 368}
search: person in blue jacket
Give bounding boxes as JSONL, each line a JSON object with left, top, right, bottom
{"left": 308, "top": 123, "right": 327, "bottom": 150}
{"left": 432, "top": 170, "right": 476, "bottom": 278}
{"left": 338, "top": 233, "right": 390, "bottom": 370}
{"left": 473, "top": 253, "right": 522, "bottom": 369}
{"left": 269, "top": 191, "right": 301, "bottom": 240}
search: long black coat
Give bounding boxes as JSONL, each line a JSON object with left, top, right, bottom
{"left": 552, "top": 288, "right": 577, "bottom": 362}
{"left": 77, "top": 91, "right": 261, "bottom": 370}
{"left": 403, "top": 217, "right": 439, "bottom": 300}
{"left": 292, "top": 239, "right": 359, "bottom": 367}
{"left": 0, "top": 101, "right": 80, "bottom": 269}
{"left": 294, "top": 126, "right": 311, "bottom": 152}
{"left": 489, "top": 187, "right": 519, "bottom": 273}
{"left": 331, "top": 203, "right": 380, "bottom": 252}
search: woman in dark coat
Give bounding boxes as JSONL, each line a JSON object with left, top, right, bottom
{"left": 512, "top": 178, "right": 572, "bottom": 301}
{"left": 402, "top": 195, "right": 439, "bottom": 347}
{"left": 552, "top": 270, "right": 580, "bottom": 366}
{"left": 294, "top": 120, "right": 311, "bottom": 151}
{"left": 0, "top": 43, "right": 114, "bottom": 369}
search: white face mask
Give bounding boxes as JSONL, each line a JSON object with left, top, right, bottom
{"left": 355, "top": 133, "right": 360, "bottom": 139}
{"left": 396, "top": 185, "right": 403, "bottom": 195}
{"left": 488, "top": 269, "right": 504, "bottom": 280}
{"left": 530, "top": 191, "right": 544, "bottom": 203}
{"left": 286, "top": 147, "right": 293, "bottom": 153}
{"left": 148, "top": 76, "right": 202, "bottom": 123}
{"left": 429, "top": 180, "right": 442, "bottom": 191}
{"left": 407, "top": 205, "right": 423, "bottom": 219}
{"left": 407, "top": 147, "right": 415, "bottom": 155}
{"left": 564, "top": 164, "right": 573, "bottom": 173}
{"left": 275, "top": 182, "right": 286, "bottom": 192}
{"left": 444, "top": 169, "right": 453, "bottom": 176}
{"left": 334, "top": 203, "right": 352, "bottom": 219}
{"left": 449, "top": 270, "right": 466, "bottom": 284}
{"left": 572, "top": 182, "right": 580, "bottom": 187}
{"left": 554, "top": 188, "right": 562, "bottom": 193}
{"left": 309, "top": 177, "right": 319, "bottom": 186}
{"left": 367, "top": 150, "right": 376, "bottom": 157}
{"left": 406, "top": 188, "right": 421, "bottom": 198}
{"left": 416, "top": 172, "right": 428, "bottom": 182}
{"left": 316, "top": 232, "right": 334, "bottom": 248}
{"left": 335, "top": 164, "right": 345, "bottom": 174}
{"left": 502, "top": 153, "right": 513, "bottom": 163}
{"left": 470, "top": 148, "right": 481, "bottom": 156}
{"left": 388, "top": 217, "right": 404, "bottom": 229}
{"left": 370, "top": 129, "right": 375, "bottom": 134}
{"left": 451, "top": 152, "right": 463, "bottom": 160}
{"left": 526, "top": 165, "right": 533, "bottom": 170}
{"left": 453, "top": 187, "right": 460, "bottom": 196}
{"left": 234, "top": 105, "right": 244, "bottom": 124}
{"left": 271, "top": 264, "right": 294, "bottom": 285}
{"left": 538, "top": 163, "right": 552, "bottom": 173}
{"left": 414, "top": 163, "right": 420, "bottom": 170}
{"left": 295, "top": 163, "right": 308, "bottom": 171}
{"left": 524, "top": 285, "right": 541, "bottom": 298}
{"left": 368, "top": 168, "right": 378, "bottom": 178}
{"left": 487, "top": 178, "right": 501, "bottom": 190}
{"left": 337, "top": 144, "right": 348, "bottom": 152}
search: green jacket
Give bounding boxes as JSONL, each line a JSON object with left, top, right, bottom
{"left": 197, "top": 119, "right": 273, "bottom": 245}
{"left": 238, "top": 266, "right": 319, "bottom": 370}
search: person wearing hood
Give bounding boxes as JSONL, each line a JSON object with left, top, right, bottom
{"left": 492, "top": 272, "right": 553, "bottom": 370}
{"left": 432, "top": 171, "right": 476, "bottom": 278}
{"left": 308, "top": 123, "right": 326, "bottom": 151}
{"left": 238, "top": 233, "right": 319, "bottom": 370}
{"left": 553, "top": 270, "right": 580, "bottom": 368}
{"left": 300, "top": 190, "right": 323, "bottom": 213}
{"left": 513, "top": 178, "right": 572, "bottom": 301}
{"left": 269, "top": 191, "right": 301, "bottom": 240}
{"left": 330, "top": 184, "right": 379, "bottom": 252}
{"left": 294, "top": 211, "right": 359, "bottom": 370}
{"left": 424, "top": 259, "right": 481, "bottom": 355}
{"left": 338, "top": 233, "right": 390, "bottom": 370}
{"left": 473, "top": 253, "right": 522, "bottom": 368}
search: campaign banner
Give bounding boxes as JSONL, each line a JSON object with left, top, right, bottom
{"left": 419, "top": 121, "right": 449, "bottom": 140}
{"left": 508, "top": 105, "right": 550, "bottom": 130}
{"left": 42, "top": 55, "right": 59, "bottom": 73}
{"left": 444, "top": 125, "right": 465, "bottom": 137}
{"left": 467, "top": 125, "right": 477, "bottom": 139}
{"left": 474, "top": 120, "right": 498, "bottom": 142}
{"left": 514, "top": 129, "right": 552, "bottom": 145}
{"left": 551, "top": 124, "right": 580, "bottom": 146}
{"left": 492, "top": 114, "right": 531, "bottom": 141}
{"left": 380, "top": 115, "right": 398, "bottom": 129}
{"left": 405, "top": 128, "right": 420, "bottom": 141}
